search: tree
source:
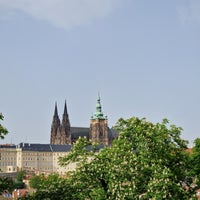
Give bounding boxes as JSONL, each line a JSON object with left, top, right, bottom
{"left": 0, "top": 113, "right": 12, "bottom": 194}
{"left": 29, "top": 174, "right": 45, "bottom": 190}
{"left": 20, "top": 117, "right": 196, "bottom": 199}
{"left": 0, "top": 113, "right": 8, "bottom": 139}
{"left": 0, "top": 177, "right": 14, "bottom": 193}
{"left": 19, "top": 174, "right": 74, "bottom": 200}
{"left": 59, "top": 117, "right": 196, "bottom": 199}
{"left": 16, "top": 170, "right": 26, "bottom": 182}
{"left": 13, "top": 171, "right": 26, "bottom": 189}
{"left": 189, "top": 138, "right": 200, "bottom": 187}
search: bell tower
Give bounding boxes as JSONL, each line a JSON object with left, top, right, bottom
{"left": 90, "top": 95, "right": 109, "bottom": 145}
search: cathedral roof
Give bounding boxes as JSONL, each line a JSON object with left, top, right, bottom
{"left": 71, "top": 127, "right": 90, "bottom": 140}
{"left": 71, "top": 127, "right": 118, "bottom": 140}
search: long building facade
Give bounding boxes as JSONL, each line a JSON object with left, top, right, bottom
{"left": 0, "top": 143, "right": 76, "bottom": 175}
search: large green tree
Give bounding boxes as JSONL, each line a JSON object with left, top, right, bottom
{"left": 21, "top": 117, "right": 196, "bottom": 199}
{"left": 59, "top": 117, "right": 195, "bottom": 199}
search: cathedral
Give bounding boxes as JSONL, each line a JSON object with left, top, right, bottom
{"left": 50, "top": 96, "right": 117, "bottom": 145}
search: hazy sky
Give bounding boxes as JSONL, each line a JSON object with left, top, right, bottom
{"left": 0, "top": 0, "right": 200, "bottom": 146}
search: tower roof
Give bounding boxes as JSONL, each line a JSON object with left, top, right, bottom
{"left": 91, "top": 95, "right": 107, "bottom": 120}
{"left": 54, "top": 102, "right": 58, "bottom": 117}
{"left": 61, "top": 100, "right": 71, "bottom": 140}
{"left": 63, "top": 100, "right": 68, "bottom": 116}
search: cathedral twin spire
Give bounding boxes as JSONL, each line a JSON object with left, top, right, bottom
{"left": 50, "top": 96, "right": 110, "bottom": 145}
{"left": 50, "top": 101, "right": 71, "bottom": 145}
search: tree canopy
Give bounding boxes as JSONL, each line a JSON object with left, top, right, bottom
{"left": 19, "top": 174, "right": 73, "bottom": 200}
{"left": 22, "top": 117, "right": 197, "bottom": 199}
{"left": 58, "top": 117, "right": 196, "bottom": 199}
{"left": 0, "top": 177, "right": 14, "bottom": 193}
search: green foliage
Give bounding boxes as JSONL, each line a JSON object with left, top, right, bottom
{"left": 189, "top": 138, "right": 200, "bottom": 187}
{"left": 0, "top": 113, "right": 8, "bottom": 139}
{"left": 59, "top": 117, "right": 195, "bottom": 199}
{"left": 21, "top": 117, "right": 197, "bottom": 199}
{"left": 16, "top": 171, "right": 26, "bottom": 182}
{"left": 59, "top": 137, "right": 98, "bottom": 166}
{"left": 0, "top": 177, "right": 14, "bottom": 193}
{"left": 13, "top": 180, "right": 25, "bottom": 189}
{"left": 12, "top": 171, "right": 26, "bottom": 189}
{"left": 0, "top": 114, "right": 11, "bottom": 194}
{"left": 20, "top": 174, "right": 73, "bottom": 200}
{"left": 29, "top": 174, "right": 45, "bottom": 189}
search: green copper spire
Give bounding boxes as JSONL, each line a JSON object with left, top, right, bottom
{"left": 91, "top": 95, "right": 107, "bottom": 120}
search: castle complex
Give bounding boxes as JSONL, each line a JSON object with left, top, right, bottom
{"left": 0, "top": 96, "right": 117, "bottom": 174}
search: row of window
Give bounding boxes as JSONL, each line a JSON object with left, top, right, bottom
{"left": 0, "top": 152, "right": 67, "bottom": 156}
{"left": 0, "top": 157, "right": 16, "bottom": 160}
{"left": 22, "top": 157, "right": 52, "bottom": 161}
{"left": 23, "top": 152, "right": 52, "bottom": 156}
{"left": 0, "top": 162, "right": 16, "bottom": 166}
{"left": 23, "top": 163, "right": 52, "bottom": 170}
{"left": 0, "top": 152, "right": 16, "bottom": 156}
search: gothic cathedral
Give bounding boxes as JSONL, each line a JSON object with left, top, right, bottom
{"left": 50, "top": 96, "right": 111, "bottom": 145}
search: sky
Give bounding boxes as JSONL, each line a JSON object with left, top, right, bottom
{"left": 0, "top": 0, "right": 200, "bottom": 146}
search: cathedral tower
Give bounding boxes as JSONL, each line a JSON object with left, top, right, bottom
{"left": 50, "top": 101, "right": 71, "bottom": 145}
{"left": 50, "top": 102, "right": 61, "bottom": 144}
{"left": 90, "top": 96, "right": 109, "bottom": 145}
{"left": 60, "top": 100, "right": 71, "bottom": 144}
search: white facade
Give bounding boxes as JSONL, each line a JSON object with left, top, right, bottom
{"left": 20, "top": 151, "right": 53, "bottom": 174}
{"left": 0, "top": 146, "right": 17, "bottom": 173}
{"left": 52, "top": 152, "right": 77, "bottom": 175}
{"left": 0, "top": 144, "right": 76, "bottom": 175}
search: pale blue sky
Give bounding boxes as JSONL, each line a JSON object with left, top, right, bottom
{"left": 0, "top": 0, "right": 200, "bottom": 146}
